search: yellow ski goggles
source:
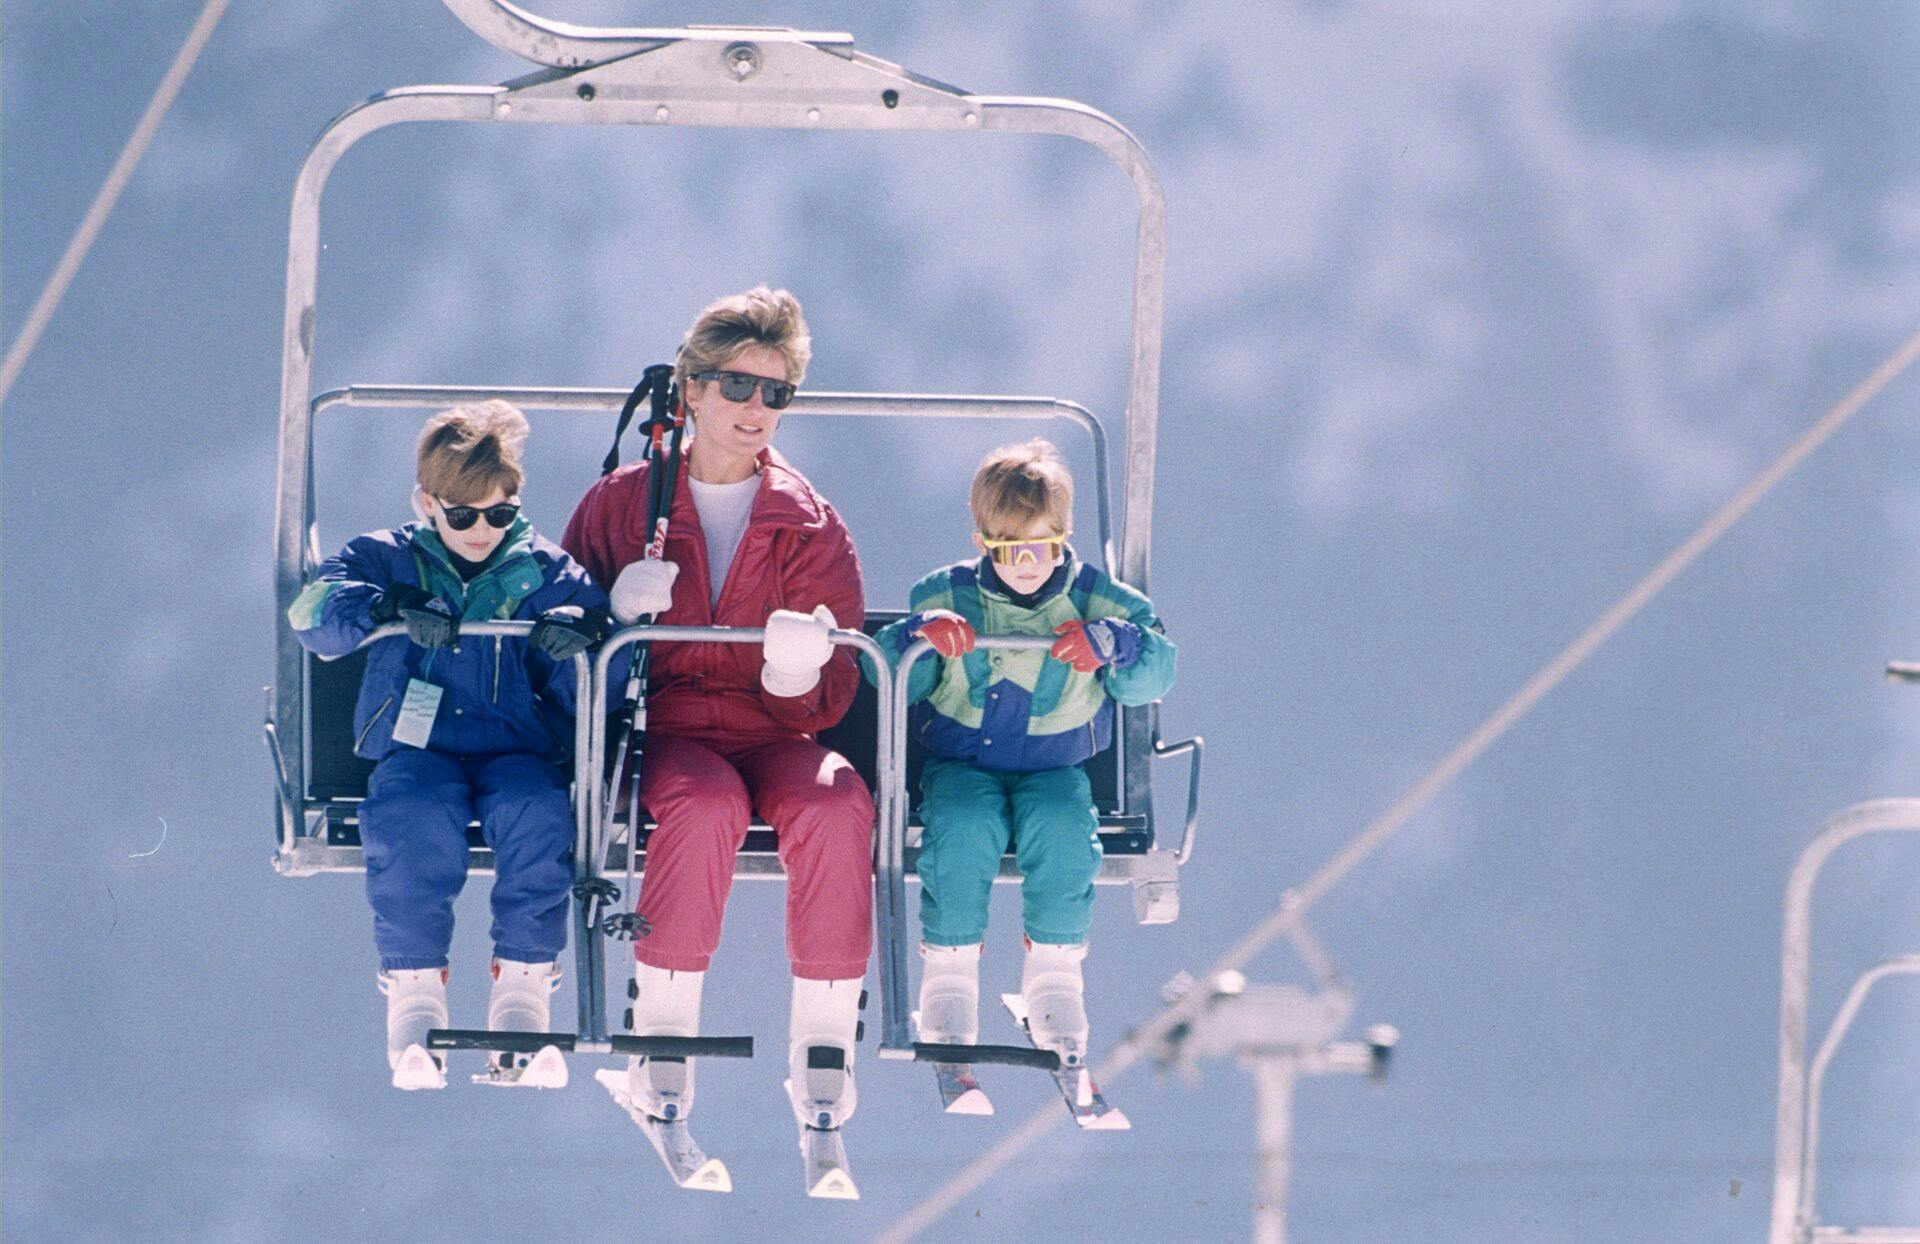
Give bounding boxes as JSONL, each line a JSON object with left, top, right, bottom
{"left": 979, "top": 533, "right": 1069, "bottom": 568}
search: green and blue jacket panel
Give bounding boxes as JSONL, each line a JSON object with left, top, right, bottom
{"left": 870, "top": 555, "right": 1175, "bottom": 773}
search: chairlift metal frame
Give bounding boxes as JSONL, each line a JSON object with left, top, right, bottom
{"left": 269, "top": 0, "right": 1201, "bottom": 1064}
{"left": 1767, "top": 797, "right": 1920, "bottom": 1244}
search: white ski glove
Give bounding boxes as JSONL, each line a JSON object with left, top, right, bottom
{"left": 610, "top": 559, "right": 679, "bottom": 625}
{"left": 761, "top": 604, "right": 837, "bottom": 698}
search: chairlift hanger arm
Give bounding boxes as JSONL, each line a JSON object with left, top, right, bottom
{"left": 274, "top": 17, "right": 1167, "bottom": 921}
{"left": 442, "top": 0, "right": 853, "bottom": 71}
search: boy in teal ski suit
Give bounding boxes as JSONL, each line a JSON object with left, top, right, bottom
{"left": 870, "top": 439, "right": 1175, "bottom": 1068}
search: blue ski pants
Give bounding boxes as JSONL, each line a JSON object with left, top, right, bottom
{"left": 915, "top": 758, "right": 1103, "bottom": 947}
{"left": 360, "top": 749, "right": 573, "bottom": 970}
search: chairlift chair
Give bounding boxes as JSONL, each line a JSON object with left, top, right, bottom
{"left": 267, "top": 0, "right": 1202, "bottom": 1070}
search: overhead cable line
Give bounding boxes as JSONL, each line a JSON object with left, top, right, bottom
{"left": 0, "top": 0, "right": 231, "bottom": 407}
{"left": 878, "top": 320, "right": 1920, "bottom": 1243}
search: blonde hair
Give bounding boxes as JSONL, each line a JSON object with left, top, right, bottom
{"left": 416, "top": 400, "right": 528, "bottom": 503}
{"left": 675, "top": 286, "right": 812, "bottom": 396}
{"left": 970, "top": 439, "right": 1073, "bottom": 539}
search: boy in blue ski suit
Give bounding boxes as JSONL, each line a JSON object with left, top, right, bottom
{"left": 289, "top": 400, "right": 613, "bottom": 1089}
{"left": 871, "top": 439, "right": 1175, "bottom": 1068}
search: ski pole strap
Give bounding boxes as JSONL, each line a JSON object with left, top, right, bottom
{"left": 602, "top": 363, "right": 677, "bottom": 475}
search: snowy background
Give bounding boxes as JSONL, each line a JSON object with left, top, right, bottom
{"left": 6, "top": 1, "right": 1920, "bottom": 1240}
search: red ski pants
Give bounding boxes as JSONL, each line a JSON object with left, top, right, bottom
{"left": 631, "top": 733, "right": 874, "bottom": 979}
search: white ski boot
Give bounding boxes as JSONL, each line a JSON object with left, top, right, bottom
{"left": 480, "top": 959, "right": 566, "bottom": 1087}
{"left": 917, "top": 943, "right": 991, "bottom": 1115}
{"left": 916, "top": 943, "right": 982, "bottom": 1045}
{"left": 1020, "top": 941, "right": 1089, "bottom": 1069}
{"left": 626, "top": 962, "right": 704, "bottom": 1122}
{"left": 787, "top": 976, "right": 863, "bottom": 1199}
{"left": 379, "top": 967, "right": 449, "bottom": 1091}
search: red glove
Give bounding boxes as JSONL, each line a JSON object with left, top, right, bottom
{"left": 911, "top": 609, "right": 977, "bottom": 657}
{"left": 1050, "top": 620, "right": 1115, "bottom": 673}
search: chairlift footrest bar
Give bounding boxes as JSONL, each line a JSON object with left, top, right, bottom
{"left": 427, "top": 1029, "right": 753, "bottom": 1058}
{"left": 912, "top": 1040, "right": 1059, "bottom": 1071}
{"left": 611, "top": 1034, "right": 754, "bottom": 1059}
{"left": 428, "top": 1027, "right": 576, "bottom": 1053}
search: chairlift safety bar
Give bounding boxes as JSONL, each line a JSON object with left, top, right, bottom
{"left": 588, "top": 624, "right": 894, "bottom": 1045}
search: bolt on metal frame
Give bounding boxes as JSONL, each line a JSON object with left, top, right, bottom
{"left": 1768, "top": 798, "right": 1920, "bottom": 1244}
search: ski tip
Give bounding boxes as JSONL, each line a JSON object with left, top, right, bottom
{"left": 807, "top": 1167, "right": 859, "bottom": 1200}
{"left": 521, "top": 1045, "right": 570, "bottom": 1088}
{"left": 593, "top": 1067, "right": 628, "bottom": 1098}
{"left": 475, "top": 1045, "right": 569, "bottom": 1088}
{"left": 1078, "top": 1107, "right": 1130, "bottom": 1131}
{"left": 687, "top": 1158, "right": 733, "bottom": 1194}
{"left": 944, "top": 1088, "right": 994, "bottom": 1116}
{"left": 391, "top": 1044, "right": 447, "bottom": 1091}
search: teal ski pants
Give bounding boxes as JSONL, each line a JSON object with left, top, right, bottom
{"left": 916, "top": 758, "right": 1103, "bottom": 947}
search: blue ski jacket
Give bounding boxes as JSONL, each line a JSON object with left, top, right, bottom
{"left": 288, "top": 520, "right": 611, "bottom": 763}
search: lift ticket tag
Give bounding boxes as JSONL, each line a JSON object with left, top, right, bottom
{"left": 391, "top": 678, "right": 443, "bottom": 748}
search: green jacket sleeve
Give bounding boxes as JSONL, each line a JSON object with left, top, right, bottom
{"left": 861, "top": 567, "right": 961, "bottom": 705}
{"left": 1092, "top": 578, "right": 1176, "bottom": 707}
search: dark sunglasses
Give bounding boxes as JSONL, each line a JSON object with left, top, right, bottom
{"left": 437, "top": 499, "right": 521, "bottom": 531}
{"left": 693, "top": 369, "right": 796, "bottom": 410}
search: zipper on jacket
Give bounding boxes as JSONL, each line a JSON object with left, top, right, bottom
{"left": 493, "top": 636, "right": 502, "bottom": 703}
{"left": 355, "top": 695, "right": 394, "bottom": 753}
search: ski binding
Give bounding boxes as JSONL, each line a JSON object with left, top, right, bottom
{"left": 786, "top": 1083, "right": 859, "bottom": 1200}
{"left": 595, "top": 1069, "right": 732, "bottom": 1192}
{"left": 1000, "top": 994, "right": 1130, "bottom": 1130}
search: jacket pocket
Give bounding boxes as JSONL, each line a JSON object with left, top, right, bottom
{"left": 355, "top": 695, "right": 394, "bottom": 753}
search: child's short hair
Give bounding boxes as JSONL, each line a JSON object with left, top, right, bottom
{"left": 676, "top": 286, "right": 812, "bottom": 395}
{"left": 970, "top": 439, "right": 1073, "bottom": 538}
{"left": 416, "top": 400, "right": 529, "bottom": 503}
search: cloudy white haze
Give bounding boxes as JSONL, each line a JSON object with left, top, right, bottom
{"left": 5, "top": 2, "right": 1918, "bottom": 1240}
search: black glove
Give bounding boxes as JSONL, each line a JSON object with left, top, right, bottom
{"left": 529, "top": 605, "right": 611, "bottom": 662}
{"left": 373, "top": 586, "right": 456, "bottom": 649}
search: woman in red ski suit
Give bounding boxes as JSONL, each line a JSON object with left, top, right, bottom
{"left": 562, "top": 288, "right": 871, "bottom": 1129}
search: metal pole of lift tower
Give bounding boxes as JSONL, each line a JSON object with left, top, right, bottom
{"left": 1147, "top": 919, "right": 1397, "bottom": 1244}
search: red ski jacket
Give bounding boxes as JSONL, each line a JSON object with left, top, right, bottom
{"left": 562, "top": 447, "right": 866, "bottom": 741}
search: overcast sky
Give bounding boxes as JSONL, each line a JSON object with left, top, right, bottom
{"left": 5, "top": 3, "right": 1919, "bottom": 1241}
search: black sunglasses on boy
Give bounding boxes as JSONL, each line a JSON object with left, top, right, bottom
{"left": 436, "top": 498, "right": 521, "bottom": 531}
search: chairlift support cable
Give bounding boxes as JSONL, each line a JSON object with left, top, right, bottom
{"left": 0, "top": 0, "right": 231, "bottom": 407}
{"left": 881, "top": 323, "right": 1920, "bottom": 1241}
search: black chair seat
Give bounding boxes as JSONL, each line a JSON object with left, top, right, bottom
{"left": 306, "top": 611, "right": 1147, "bottom": 857}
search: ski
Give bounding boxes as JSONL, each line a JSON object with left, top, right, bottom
{"left": 472, "top": 1044, "right": 568, "bottom": 1088}
{"left": 391, "top": 1044, "right": 447, "bottom": 1091}
{"left": 999, "top": 994, "right": 1130, "bottom": 1130}
{"left": 595, "top": 1069, "right": 732, "bottom": 1192}
{"left": 913, "top": 1011, "right": 994, "bottom": 1114}
{"left": 790, "top": 1102, "right": 859, "bottom": 1200}
{"left": 932, "top": 1061, "right": 993, "bottom": 1115}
